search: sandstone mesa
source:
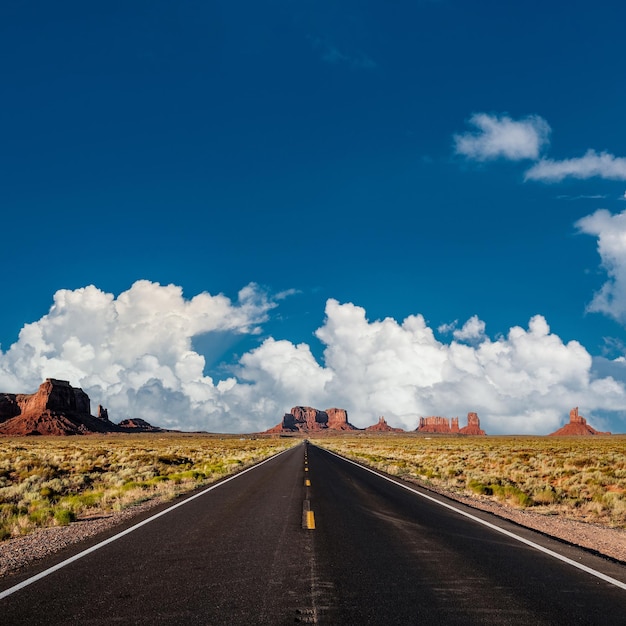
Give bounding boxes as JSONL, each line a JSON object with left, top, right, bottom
{"left": 0, "top": 379, "right": 163, "bottom": 436}
{"left": 416, "top": 412, "right": 486, "bottom": 435}
{"left": 266, "top": 406, "right": 358, "bottom": 433}
{"left": 267, "top": 407, "right": 487, "bottom": 434}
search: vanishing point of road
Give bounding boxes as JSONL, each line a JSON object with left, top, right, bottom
{"left": 2, "top": 442, "right": 626, "bottom": 624}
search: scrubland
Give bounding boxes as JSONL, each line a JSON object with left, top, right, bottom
{"left": 0, "top": 434, "right": 295, "bottom": 541}
{"left": 318, "top": 434, "right": 626, "bottom": 528}
{"left": 3, "top": 431, "right": 625, "bottom": 546}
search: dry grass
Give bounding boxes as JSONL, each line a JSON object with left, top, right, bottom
{"left": 316, "top": 434, "right": 626, "bottom": 528}
{"left": 0, "top": 434, "right": 296, "bottom": 541}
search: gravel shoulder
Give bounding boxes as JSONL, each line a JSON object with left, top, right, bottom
{"left": 0, "top": 497, "right": 170, "bottom": 578}
{"left": 2, "top": 473, "right": 626, "bottom": 579}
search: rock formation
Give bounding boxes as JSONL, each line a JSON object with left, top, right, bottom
{"left": 365, "top": 417, "right": 404, "bottom": 432}
{"left": 266, "top": 406, "right": 358, "bottom": 433}
{"left": 548, "top": 407, "right": 610, "bottom": 436}
{"left": 0, "top": 379, "right": 118, "bottom": 436}
{"left": 417, "top": 416, "right": 459, "bottom": 433}
{"left": 0, "top": 379, "right": 162, "bottom": 436}
{"left": 417, "top": 412, "right": 485, "bottom": 435}
{"left": 459, "top": 412, "right": 485, "bottom": 435}
{"left": 0, "top": 379, "right": 92, "bottom": 418}
{"left": 118, "top": 418, "right": 165, "bottom": 432}
{"left": 326, "top": 408, "right": 356, "bottom": 431}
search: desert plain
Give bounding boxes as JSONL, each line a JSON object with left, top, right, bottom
{"left": 1, "top": 432, "right": 626, "bottom": 576}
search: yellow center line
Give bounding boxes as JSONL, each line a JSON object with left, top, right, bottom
{"left": 306, "top": 510, "right": 316, "bottom": 530}
{"left": 305, "top": 479, "right": 311, "bottom": 486}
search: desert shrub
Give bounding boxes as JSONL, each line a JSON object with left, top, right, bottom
{"left": 61, "top": 492, "right": 102, "bottom": 512}
{"left": 0, "top": 503, "right": 19, "bottom": 520}
{"left": 500, "top": 485, "right": 533, "bottom": 508}
{"left": 39, "top": 486, "right": 57, "bottom": 500}
{"left": 121, "top": 481, "right": 146, "bottom": 491}
{"left": 149, "top": 475, "right": 170, "bottom": 484}
{"left": 54, "top": 509, "right": 75, "bottom": 526}
{"left": 177, "top": 470, "right": 205, "bottom": 481}
{"left": 467, "top": 480, "right": 492, "bottom": 496}
{"left": 533, "top": 488, "right": 559, "bottom": 505}
{"left": 570, "top": 457, "right": 596, "bottom": 469}
{"left": 605, "top": 494, "right": 626, "bottom": 525}
{"left": 203, "top": 463, "right": 225, "bottom": 475}
{"left": 28, "top": 506, "right": 53, "bottom": 526}
{"left": 446, "top": 466, "right": 463, "bottom": 477}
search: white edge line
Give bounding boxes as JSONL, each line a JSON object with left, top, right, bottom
{"left": 321, "top": 447, "right": 626, "bottom": 591}
{"left": 0, "top": 447, "right": 292, "bottom": 601}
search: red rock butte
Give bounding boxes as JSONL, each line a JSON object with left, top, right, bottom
{"left": 266, "top": 406, "right": 358, "bottom": 433}
{"left": 365, "top": 417, "right": 404, "bottom": 432}
{"left": 417, "top": 412, "right": 486, "bottom": 435}
{"left": 0, "top": 378, "right": 162, "bottom": 436}
{"left": 548, "top": 407, "right": 610, "bottom": 436}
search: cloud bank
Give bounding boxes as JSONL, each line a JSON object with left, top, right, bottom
{"left": 0, "top": 281, "right": 280, "bottom": 432}
{"left": 1, "top": 277, "right": 625, "bottom": 435}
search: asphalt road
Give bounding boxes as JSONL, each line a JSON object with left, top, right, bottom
{"left": 2, "top": 441, "right": 626, "bottom": 625}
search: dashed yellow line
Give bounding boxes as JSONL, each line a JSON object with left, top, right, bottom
{"left": 302, "top": 498, "right": 315, "bottom": 530}
{"left": 303, "top": 452, "right": 314, "bottom": 529}
{"left": 306, "top": 510, "right": 316, "bottom": 530}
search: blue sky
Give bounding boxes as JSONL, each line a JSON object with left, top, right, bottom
{"left": 2, "top": 1, "right": 626, "bottom": 433}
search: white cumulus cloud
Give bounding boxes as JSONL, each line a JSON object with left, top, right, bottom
{"left": 454, "top": 113, "right": 551, "bottom": 161}
{"left": 525, "top": 150, "right": 626, "bottom": 182}
{"left": 576, "top": 209, "right": 626, "bottom": 324}
{"left": 452, "top": 315, "right": 486, "bottom": 342}
{"left": 304, "top": 302, "right": 623, "bottom": 434}
{"left": 0, "top": 281, "right": 279, "bottom": 432}
{"left": 1, "top": 283, "right": 625, "bottom": 435}
{"left": 437, "top": 320, "right": 457, "bottom": 335}
{"left": 236, "top": 300, "right": 626, "bottom": 434}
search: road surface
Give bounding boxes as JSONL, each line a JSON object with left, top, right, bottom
{"left": 2, "top": 442, "right": 626, "bottom": 624}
